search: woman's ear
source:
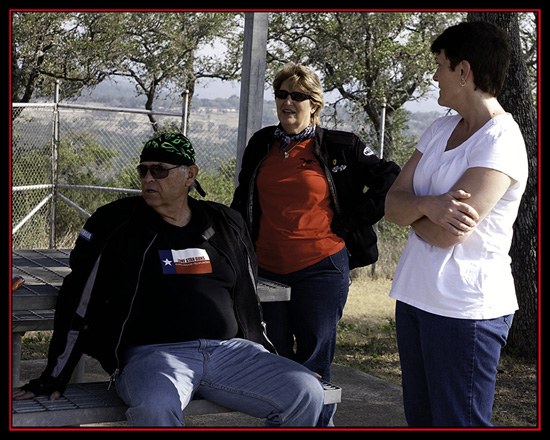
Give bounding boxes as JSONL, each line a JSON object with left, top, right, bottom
{"left": 460, "top": 60, "right": 472, "bottom": 84}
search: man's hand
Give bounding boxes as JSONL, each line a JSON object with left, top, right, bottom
{"left": 13, "top": 387, "right": 61, "bottom": 401}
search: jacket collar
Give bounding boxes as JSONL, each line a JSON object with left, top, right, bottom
{"left": 133, "top": 196, "right": 215, "bottom": 240}
{"left": 259, "top": 124, "right": 328, "bottom": 158}
{"left": 313, "top": 126, "right": 330, "bottom": 164}
{"left": 188, "top": 196, "right": 215, "bottom": 240}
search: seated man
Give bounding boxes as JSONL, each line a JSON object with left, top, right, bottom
{"left": 13, "top": 133, "right": 324, "bottom": 427}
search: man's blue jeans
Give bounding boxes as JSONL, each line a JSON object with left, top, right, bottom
{"left": 259, "top": 247, "right": 350, "bottom": 426}
{"left": 395, "top": 301, "right": 513, "bottom": 427}
{"left": 115, "top": 338, "right": 324, "bottom": 427}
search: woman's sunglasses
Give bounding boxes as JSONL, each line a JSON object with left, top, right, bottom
{"left": 136, "top": 164, "right": 180, "bottom": 179}
{"left": 274, "top": 89, "right": 311, "bottom": 102}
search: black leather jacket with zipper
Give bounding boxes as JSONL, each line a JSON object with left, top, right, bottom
{"left": 231, "top": 125, "right": 401, "bottom": 268}
{"left": 22, "top": 196, "right": 274, "bottom": 396}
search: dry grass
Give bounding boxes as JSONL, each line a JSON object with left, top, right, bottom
{"left": 336, "top": 276, "right": 402, "bottom": 385}
{"left": 335, "top": 276, "right": 539, "bottom": 428}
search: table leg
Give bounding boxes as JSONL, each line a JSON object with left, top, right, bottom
{"left": 12, "top": 332, "right": 23, "bottom": 389}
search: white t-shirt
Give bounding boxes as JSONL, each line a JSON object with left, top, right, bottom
{"left": 389, "top": 114, "right": 528, "bottom": 319}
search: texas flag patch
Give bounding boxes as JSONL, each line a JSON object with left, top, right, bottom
{"left": 159, "top": 248, "right": 213, "bottom": 275}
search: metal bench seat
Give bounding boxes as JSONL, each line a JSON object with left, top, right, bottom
{"left": 12, "top": 380, "right": 341, "bottom": 427}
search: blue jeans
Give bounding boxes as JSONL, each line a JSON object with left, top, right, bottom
{"left": 115, "top": 338, "right": 324, "bottom": 427}
{"left": 395, "top": 301, "right": 513, "bottom": 427}
{"left": 259, "top": 247, "right": 350, "bottom": 426}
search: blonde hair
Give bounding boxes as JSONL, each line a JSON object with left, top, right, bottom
{"left": 273, "top": 63, "right": 324, "bottom": 127}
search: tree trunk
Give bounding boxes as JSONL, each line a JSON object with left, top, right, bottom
{"left": 467, "top": 12, "right": 539, "bottom": 359}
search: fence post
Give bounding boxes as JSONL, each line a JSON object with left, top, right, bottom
{"left": 371, "top": 98, "right": 387, "bottom": 277}
{"left": 181, "top": 89, "right": 189, "bottom": 136}
{"left": 49, "top": 80, "right": 61, "bottom": 248}
{"left": 378, "top": 97, "right": 387, "bottom": 160}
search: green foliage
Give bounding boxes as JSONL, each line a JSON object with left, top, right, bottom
{"left": 12, "top": 131, "right": 136, "bottom": 248}
{"left": 194, "top": 157, "right": 236, "bottom": 206}
{"left": 53, "top": 135, "right": 126, "bottom": 244}
{"left": 12, "top": 11, "right": 242, "bottom": 122}
{"left": 58, "top": 135, "right": 118, "bottom": 185}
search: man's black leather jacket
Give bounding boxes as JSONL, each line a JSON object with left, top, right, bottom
{"left": 22, "top": 196, "right": 273, "bottom": 396}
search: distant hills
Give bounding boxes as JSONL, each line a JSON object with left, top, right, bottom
{"left": 74, "top": 78, "right": 447, "bottom": 140}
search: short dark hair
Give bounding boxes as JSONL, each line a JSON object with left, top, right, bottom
{"left": 431, "top": 21, "right": 511, "bottom": 97}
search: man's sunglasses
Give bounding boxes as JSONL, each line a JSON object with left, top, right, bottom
{"left": 136, "top": 164, "right": 180, "bottom": 179}
{"left": 274, "top": 90, "right": 311, "bottom": 102}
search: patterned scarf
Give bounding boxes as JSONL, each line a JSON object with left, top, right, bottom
{"left": 274, "top": 124, "right": 316, "bottom": 152}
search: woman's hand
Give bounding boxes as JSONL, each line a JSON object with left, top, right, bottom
{"left": 420, "top": 189, "right": 480, "bottom": 236}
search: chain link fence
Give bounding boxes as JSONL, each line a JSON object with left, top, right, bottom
{"left": 11, "top": 101, "right": 238, "bottom": 249}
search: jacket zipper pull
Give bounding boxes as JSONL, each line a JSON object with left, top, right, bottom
{"left": 108, "top": 369, "right": 120, "bottom": 390}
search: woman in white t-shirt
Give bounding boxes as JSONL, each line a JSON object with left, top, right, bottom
{"left": 385, "top": 21, "right": 528, "bottom": 427}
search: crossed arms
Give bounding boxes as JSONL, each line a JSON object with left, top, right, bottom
{"left": 385, "top": 149, "right": 514, "bottom": 249}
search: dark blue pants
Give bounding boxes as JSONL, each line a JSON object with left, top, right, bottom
{"left": 395, "top": 301, "right": 513, "bottom": 427}
{"left": 259, "top": 247, "right": 350, "bottom": 426}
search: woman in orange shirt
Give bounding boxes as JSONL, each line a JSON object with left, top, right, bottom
{"left": 232, "top": 63, "right": 399, "bottom": 426}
